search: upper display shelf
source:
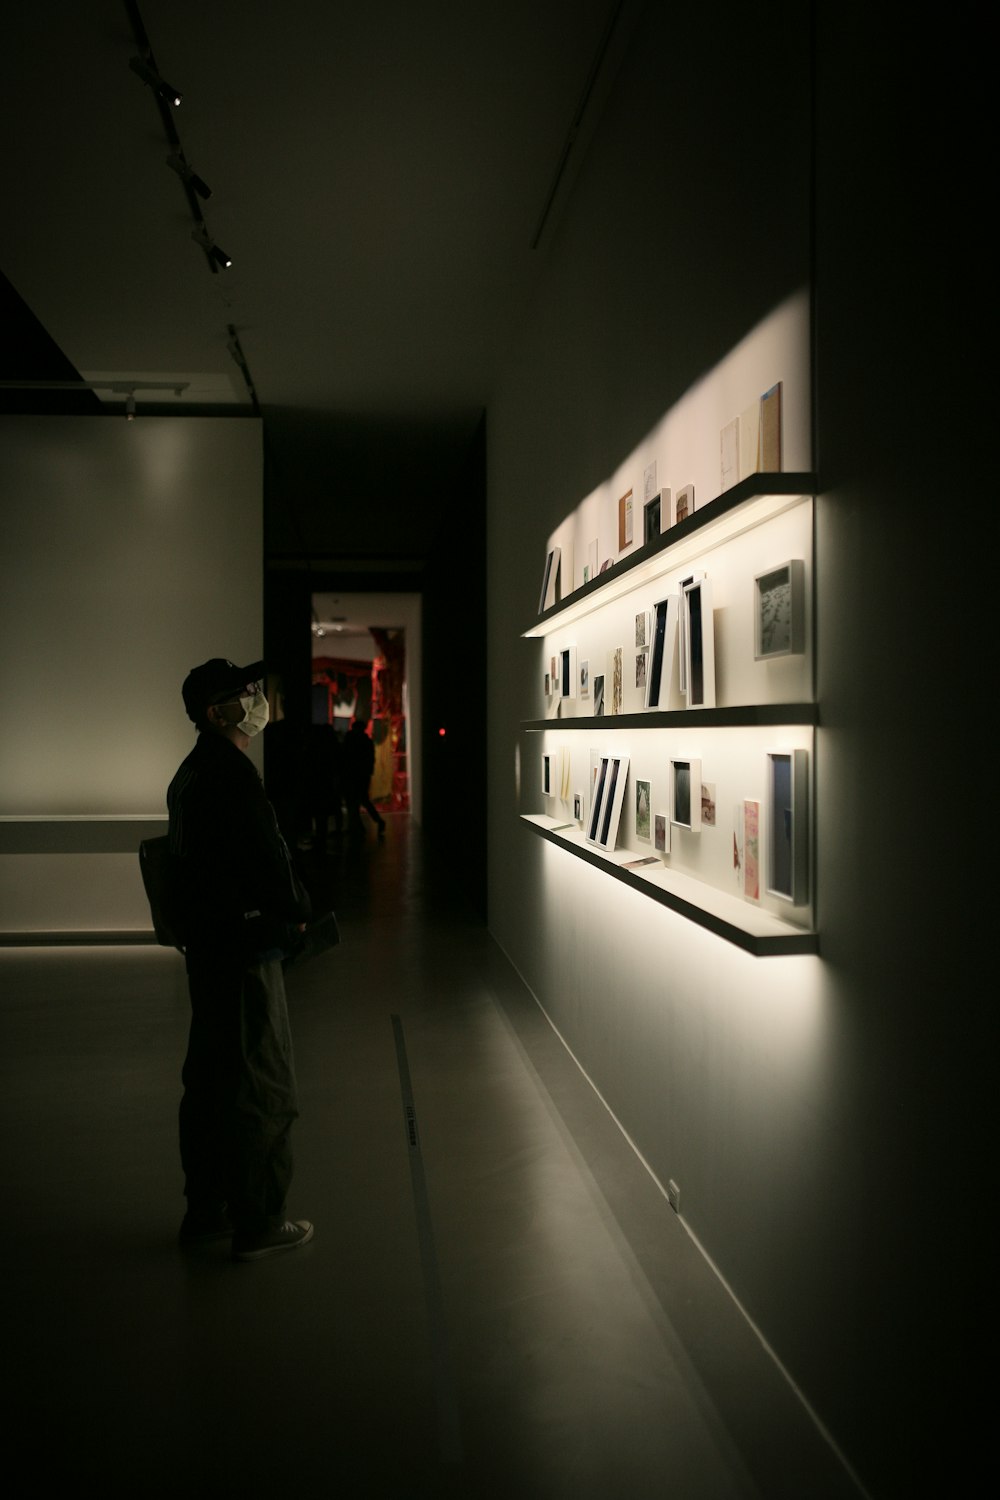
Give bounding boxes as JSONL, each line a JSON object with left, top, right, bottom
{"left": 523, "top": 474, "right": 816, "bottom": 640}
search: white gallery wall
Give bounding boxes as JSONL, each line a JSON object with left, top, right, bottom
{"left": 485, "top": 6, "right": 981, "bottom": 1497}
{"left": 0, "top": 415, "right": 263, "bottom": 934}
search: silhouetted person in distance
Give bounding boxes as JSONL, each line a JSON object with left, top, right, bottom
{"left": 306, "top": 720, "right": 344, "bottom": 852}
{"left": 167, "top": 658, "right": 315, "bottom": 1261}
{"left": 342, "top": 717, "right": 386, "bottom": 836}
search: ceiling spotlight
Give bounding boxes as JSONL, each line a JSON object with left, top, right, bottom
{"left": 167, "top": 153, "right": 211, "bottom": 200}
{"left": 191, "top": 226, "right": 232, "bottom": 269}
{"left": 129, "top": 55, "right": 182, "bottom": 107}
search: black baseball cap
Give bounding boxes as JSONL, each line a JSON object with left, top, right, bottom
{"left": 182, "top": 658, "right": 265, "bottom": 722}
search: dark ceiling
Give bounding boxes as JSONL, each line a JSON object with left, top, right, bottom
{"left": 2, "top": 1, "right": 639, "bottom": 549}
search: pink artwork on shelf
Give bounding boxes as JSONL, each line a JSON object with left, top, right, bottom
{"left": 743, "top": 799, "right": 760, "bottom": 901}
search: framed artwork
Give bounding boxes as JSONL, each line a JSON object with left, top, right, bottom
{"left": 617, "top": 490, "right": 634, "bottom": 551}
{"left": 635, "top": 650, "right": 647, "bottom": 692}
{"left": 573, "top": 791, "right": 582, "bottom": 821}
{"left": 672, "top": 484, "right": 695, "bottom": 525}
{"left": 760, "top": 381, "right": 782, "bottom": 471}
{"left": 644, "top": 593, "right": 679, "bottom": 710}
{"left": 635, "top": 778, "right": 652, "bottom": 842}
{"left": 754, "top": 560, "right": 805, "bottom": 659}
{"left": 593, "top": 674, "right": 605, "bottom": 715}
{"left": 542, "top": 754, "right": 553, "bottom": 798}
{"left": 635, "top": 609, "right": 650, "bottom": 649}
{"left": 550, "top": 653, "right": 559, "bottom": 699}
{"left": 654, "top": 811, "right": 670, "bottom": 854}
{"left": 700, "top": 781, "right": 716, "bottom": 826}
{"left": 643, "top": 493, "right": 665, "bottom": 543}
{"left": 610, "top": 647, "right": 623, "bottom": 715}
{"left": 586, "top": 752, "right": 630, "bottom": 851}
{"left": 580, "top": 659, "right": 590, "bottom": 699}
{"left": 560, "top": 645, "right": 578, "bottom": 700}
{"left": 682, "top": 576, "right": 716, "bottom": 708}
{"left": 539, "top": 547, "right": 561, "bottom": 613}
{"left": 767, "top": 750, "right": 808, "bottom": 904}
{"left": 720, "top": 419, "right": 739, "bottom": 491}
{"left": 677, "top": 571, "right": 703, "bottom": 697}
{"left": 671, "top": 757, "right": 702, "bottom": 832}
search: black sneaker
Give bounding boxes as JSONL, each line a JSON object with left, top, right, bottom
{"left": 232, "top": 1220, "right": 314, "bottom": 1261}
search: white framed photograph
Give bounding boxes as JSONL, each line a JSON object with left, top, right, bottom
{"left": 586, "top": 752, "right": 630, "bottom": 851}
{"left": 539, "top": 547, "right": 560, "bottom": 613}
{"left": 635, "top": 778, "right": 652, "bottom": 842}
{"left": 671, "top": 757, "right": 702, "bottom": 832}
{"left": 542, "top": 753, "right": 553, "bottom": 798}
{"left": 654, "top": 811, "right": 670, "bottom": 854}
{"left": 672, "top": 484, "right": 695, "bottom": 525}
{"left": 767, "top": 749, "right": 808, "bottom": 905}
{"left": 644, "top": 593, "right": 680, "bottom": 710}
{"left": 573, "top": 791, "right": 583, "bottom": 821}
{"left": 682, "top": 576, "right": 716, "bottom": 708}
{"left": 754, "top": 560, "right": 805, "bottom": 659}
{"left": 580, "top": 659, "right": 590, "bottom": 699}
{"left": 643, "top": 490, "right": 669, "bottom": 544}
{"left": 677, "top": 571, "right": 703, "bottom": 697}
{"left": 559, "top": 645, "right": 578, "bottom": 701}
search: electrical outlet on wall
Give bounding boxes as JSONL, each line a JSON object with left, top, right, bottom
{"left": 667, "top": 1179, "right": 681, "bottom": 1213}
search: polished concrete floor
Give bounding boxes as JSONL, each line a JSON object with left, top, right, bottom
{"left": 0, "top": 819, "right": 862, "bottom": 1498}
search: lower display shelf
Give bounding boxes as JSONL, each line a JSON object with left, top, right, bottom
{"left": 521, "top": 813, "right": 818, "bottom": 957}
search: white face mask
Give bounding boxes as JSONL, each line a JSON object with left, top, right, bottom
{"left": 236, "top": 691, "right": 269, "bottom": 738}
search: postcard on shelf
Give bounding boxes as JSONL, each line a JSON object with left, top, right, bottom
{"left": 617, "top": 489, "right": 634, "bottom": 551}
{"left": 635, "top": 778, "right": 652, "bottom": 842}
{"left": 643, "top": 460, "right": 657, "bottom": 504}
{"left": 742, "top": 798, "right": 760, "bottom": 902}
{"left": 635, "top": 650, "right": 647, "bottom": 692}
{"left": 672, "top": 485, "right": 694, "bottom": 525}
{"left": 760, "top": 381, "right": 782, "bottom": 471}
{"left": 579, "top": 659, "right": 590, "bottom": 699}
{"left": 720, "top": 419, "right": 739, "bottom": 492}
{"left": 621, "top": 855, "right": 658, "bottom": 870}
{"left": 593, "top": 673, "right": 605, "bottom": 715}
{"left": 739, "top": 400, "right": 761, "bottom": 481}
{"left": 654, "top": 812, "right": 670, "bottom": 854}
{"left": 700, "top": 781, "right": 717, "bottom": 827}
{"left": 610, "top": 647, "right": 623, "bottom": 715}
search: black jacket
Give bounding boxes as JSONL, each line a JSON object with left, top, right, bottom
{"left": 167, "top": 733, "right": 311, "bottom": 954}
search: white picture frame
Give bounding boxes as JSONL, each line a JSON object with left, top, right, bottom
{"left": 767, "top": 749, "right": 808, "bottom": 905}
{"left": 539, "top": 547, "right": 560, "bottom": 613}
{"left": 586, "top": 752, "right": 630, "bottom": 851}
{"left": 682, "top": 576, "right": 716, "bottom": 708}
{"left": 670, "top": 757, "right": 702, "bottom": 832}
{"left": 559, "top": 645, "right": 578, "bottom": 701}
{"left": 754, "top": 560, "right": 805, "bottom": 659}
{"left": 644, "top": 593, "right": 680, "bottom": 710}
{"left": 542, "top": 753, "right": 553, "bottom": 798}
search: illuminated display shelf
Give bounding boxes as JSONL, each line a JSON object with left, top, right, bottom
{"left": 521, "top": 814, "right": 817, "bottom": 957}
{"left": 521, "top": 473, "right": 816, "bottom": 639}
{"left": 520, "top": 474, "right": 819, "bottom": 955}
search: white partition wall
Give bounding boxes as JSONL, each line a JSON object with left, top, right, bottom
{"left": 0, "top": 415, "right": 263, "bottom": 935}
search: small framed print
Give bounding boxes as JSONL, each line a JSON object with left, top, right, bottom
{"left": 767, "top": 750, "right": 808, "bottom": 905}
{"left": 539, "top": 547, "right": 561, "bottom": 613}
{"left": 682, "top": 576, "right": 716, "bottom": 708}
{"left": 672, "top": 484, "right": 695, "bottom": 525}
{"left": 754, "top": 560, "right": 805, "bottom": 659}
{"left": 580, "top": 659, "right": 590, "bottom": 699}
{"left": 573, "top": 791, "right": 583, "bottom": 821}
{"left": 560, "top": 645, "right": 578, "bottom": 701}
{"left": 671, "top": 757, "right": 702, "bottom": 832}
{"left": 550, "top": 654, "right": 559, "bottom": 699}
{"left": 635, "top": 650, "right": 648, "bottom": 692}
{"left": 542, "top": 754, "right": 553, "bottom": 798}
{"left": 742, "top": 798, "right": 760, "bottom": 901}
{"left": 644, "top": 593, "right": 680, "bottom": 710}
{"left": 617, "top": 490, "right": 634, "bottom": 550}
{"left": 635, "top": 610, "right": 650, "bottom": 650}
{"left": 586, "top": 752, "right": 630, "bottom": 850}
{"left": 635, "top": 778, "right": 652, "bottom": 841}
{"left": 654, "top": 811, "right": 670, "bottom": 854}
{"left": 700, "top": 781, "right": 717, "bottom": 827}
{"left": 643, "top": 491, "right": 668, "bottom": 543}
{"left": 593, "top": 674, "right": 605, "bottom": 715}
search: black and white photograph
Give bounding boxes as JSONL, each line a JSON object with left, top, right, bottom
{"left": 755, "top": 559, "right": 805, "bottom": 658}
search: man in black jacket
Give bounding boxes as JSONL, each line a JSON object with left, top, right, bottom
{"left": 168, "top": 658, "right": 314, "bottom": 1261}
